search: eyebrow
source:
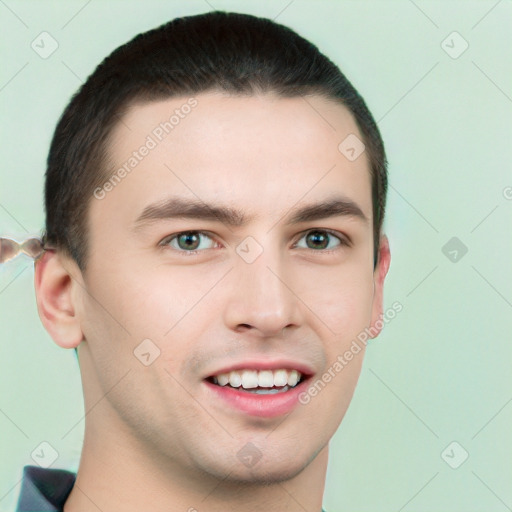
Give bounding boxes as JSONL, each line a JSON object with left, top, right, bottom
{"left": 133, "top": 195, "right": 368, "bottom": 230}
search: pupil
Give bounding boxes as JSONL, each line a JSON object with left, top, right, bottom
{"left": 179, "top": 232, "right": 199, "bottom": 250}
{"left": 308, "top": 231, "right": 328, "bottom": 249}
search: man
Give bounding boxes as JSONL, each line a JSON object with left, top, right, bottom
{"left": 16, "top": 10, "right": 390, "bottom": 512}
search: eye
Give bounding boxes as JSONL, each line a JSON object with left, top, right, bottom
{"left": 294, "top": 229, "right": 348, "bottom": 251}
{"left": 159, "top": 231, "right": 218, "bottom": 253}
{"left": 159, "top": 228, "right": 349, "bottom": 256}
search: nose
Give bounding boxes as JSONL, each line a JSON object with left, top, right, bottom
{"left": 222, "top": 243, "right": 304, "bottom": 337}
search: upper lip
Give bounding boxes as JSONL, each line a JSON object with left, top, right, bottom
{"left": 205, "top": 359, "right": 315, "bottom": 378}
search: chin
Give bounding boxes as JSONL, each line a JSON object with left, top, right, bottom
{"left": 228, "top": 460, "right": 309, "bottom": 485}
{"left": 201, "top": 447, "right": 314, "bottom": 486}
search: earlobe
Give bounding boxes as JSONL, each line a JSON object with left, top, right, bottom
{"left": 34, "top": 250, "right": 84, "bottom": 349}
{"left": 368, "top": 235, "right": 391, "bottom": 339}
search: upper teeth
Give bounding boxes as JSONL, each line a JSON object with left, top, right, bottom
{"left": 212, "top": 369, "right": 302, "bottom": 389}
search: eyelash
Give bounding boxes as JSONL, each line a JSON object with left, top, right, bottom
{"left": 159, "top": 229, "right": 350, "bottom": 256}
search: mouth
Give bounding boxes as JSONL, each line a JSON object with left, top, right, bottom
{"left": 203, "top": 366, "right": 313, "bottom": 417}
{"left": 205, "top": 368, "right": 306, "bottom": 394}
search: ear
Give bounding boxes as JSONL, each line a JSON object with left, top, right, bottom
{"left": 34, "top": 250, "right": 84, "bottom": 349}
{"left": 369, "top": 234, "right": 391, "bottom": 339}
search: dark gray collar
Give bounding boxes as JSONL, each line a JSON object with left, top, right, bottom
{"left": 16, "top": 465, "right": 76, "bottom": 512}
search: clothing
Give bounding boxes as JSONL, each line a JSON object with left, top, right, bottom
{"left": 15, "top": 464, "right": 328, "bottom": 511}
{"left": 16, "top": 465, "right": 76, "bottom": 511}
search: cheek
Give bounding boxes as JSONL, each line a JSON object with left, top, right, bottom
{"left": 85, "top": 259, "right": 182, "bottom": 331}
{"left": 103, "top": 262, "right": 225, "bottom": 364}
{"left": 295, "top": 263, "right": 374, "bottom": 339}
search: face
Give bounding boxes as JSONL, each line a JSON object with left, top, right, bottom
{"left": 71, "top": 92, "right": 388, "bottom": 483}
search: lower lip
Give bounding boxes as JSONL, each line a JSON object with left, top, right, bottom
{"left": 203, "top": 379, "right": 310, "bottom": 418}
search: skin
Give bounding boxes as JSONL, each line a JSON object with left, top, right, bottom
{"left": 35, "top": 92, "right": 390, "bottom": 512}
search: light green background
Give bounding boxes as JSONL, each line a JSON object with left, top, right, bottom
{"left": 1, "top": 1, "right": 511, "bottom": 511}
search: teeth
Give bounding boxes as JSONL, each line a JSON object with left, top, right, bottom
{"left": 242, "top": 386, "right": 291, "bottom": 394}
{"left": 217, "top": 373, "right": 230, "bottom": 386}
{"left": 258, "top": 370, "right": 274, "bottom": 387}
{"left": 240, "top": 370, "right": 259, "bottom": 389}
{"left": 229, "top": 372, "right": 242, "bottom": 388}
{"left": 212, "top": 369, "right": 303, "bottom": 389}
{"left": 273, "top": 369, "right": 288, "bottom": 387}
{"left": 287, "top": 370, "right": 299, "bottom": 387}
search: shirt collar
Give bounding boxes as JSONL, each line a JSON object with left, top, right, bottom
{"left": 16, "top": 465, "right": 76, "bottom": 512}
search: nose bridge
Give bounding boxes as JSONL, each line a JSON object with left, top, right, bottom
{"left": 224, "top": 235, "right": 301, "bottom": 335}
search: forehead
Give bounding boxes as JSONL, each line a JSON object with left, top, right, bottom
{"left": 111, "top": 92, "right": 363, "bottom": 162}
{"left": 94, "top": 92, "right": 372, "bottom": 230}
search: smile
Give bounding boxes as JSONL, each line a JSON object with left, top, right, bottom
{"left": 204, "top": 367, "right": 312, "bottom": 417}
{"left": 208, "top": 368, "right": 303, "bottom": 394}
